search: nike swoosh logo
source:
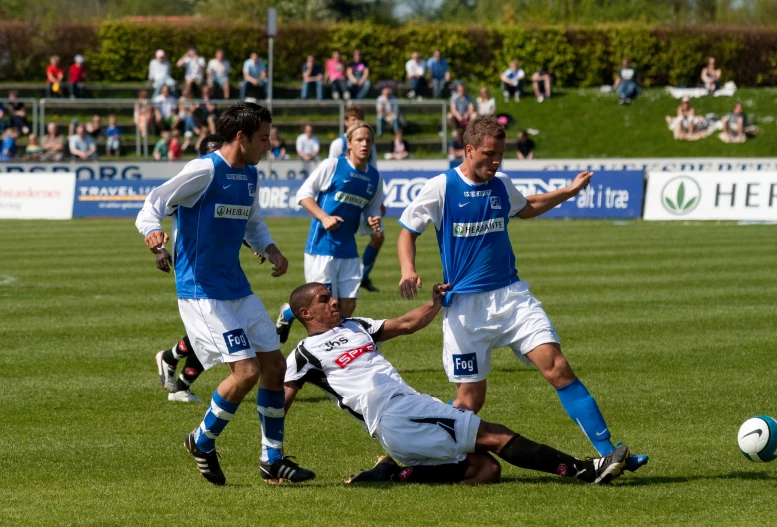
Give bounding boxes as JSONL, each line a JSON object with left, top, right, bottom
{"left": 223, "top": 184, "right": 232, "bottom": 189}
{"left": 595, "top": 429, "right": 608, "bottom": 437}
{"left": 458, "top": 202, "right": 469, "bottom": 207}
{"left": 343, "top": 179, "right": 351, "bottom": 182}
{"left": 742, "top": 429, "right": 763, "bottom": 439}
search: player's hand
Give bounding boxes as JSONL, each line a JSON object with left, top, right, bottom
{"left": 144, "top": 230, "right": 169, "bottom": 251}
{"left": 431, "top": 283, "right": 452, "bottom": 304}
{"left": 568, "top": 171, "right": 594, "bottom": 195}
{"left": 156, "top": 248, "right": 173, "bottom": 273}
{"left": 266, "top": 247, "right": 288, "bottom": 278}
{"left": 321, "top": 215, "right": 344, "bottom": 231}
{"left": 399, "top": 272, "right": 422, "bottom": 300}
{"left": 367, "top": 216, "right": 381, "bottom": 232}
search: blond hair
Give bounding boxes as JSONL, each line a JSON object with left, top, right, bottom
{"left": 345, "top": 120, "right": 374, "bottom": 142}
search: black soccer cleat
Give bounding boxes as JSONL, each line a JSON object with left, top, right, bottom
{"left": 360, "top": 278, "right": 380, "bottom": 292}
{"left": 184, "top": 431, "right": 226, "bottom": 486}
{"left": 589, "top": 444, "right": 629, "bottom": 485}
{"left": 345, "top": 455, "right": 400, "bottom": 484}
{"left": 260, "top": 456, "right": 316, "bottom": 484}
{"left": 275, "top": 303, "right": 293, "bottom": 344}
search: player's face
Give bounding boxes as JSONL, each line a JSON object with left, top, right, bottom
{"left": 344, "top": 116, "right": 359, "bottom": 128}
{"left": 241, "top": 121, "right": 272, "bottom": 165}
{"left": 468, "top": 136, "right": 505, "bottom": 182}
{"left": 347, "top": 127, "right": 373, "bottom": 163}
{"left": 307, "top": 286, "right": 341, "bottom": 328}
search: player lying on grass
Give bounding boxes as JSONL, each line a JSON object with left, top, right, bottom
{"left": 283, "top": 281, "right": 629, "bottom": 485}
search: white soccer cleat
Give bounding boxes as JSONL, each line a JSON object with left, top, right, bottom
{"left": 155, "top": 350, "right": 177, "bottom": 393}
{"left": 168, "top": 390, "right": 202, "bottom": 403}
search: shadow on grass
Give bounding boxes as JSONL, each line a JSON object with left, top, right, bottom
{"left": 500, "top": 471, "right": 774, "bottom": 486}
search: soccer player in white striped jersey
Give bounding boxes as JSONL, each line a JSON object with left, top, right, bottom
{"left": 397, "top": 116, "right": 648, "bottom": 472}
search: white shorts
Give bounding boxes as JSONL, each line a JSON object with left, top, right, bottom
{"left": 178, "top": 294, "right": 280, "bottom": 371}
{"left": 304, "top": 253, "right": 361, "bottom": 300}
{"left": 374, "top": 393, "right": 480, "bottom": 466}
{"left": 442, "top": 281, "right": 560, "bottom": 383}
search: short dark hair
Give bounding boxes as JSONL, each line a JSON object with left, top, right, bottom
{"left": 289, "top": 282, "right": 327, "bottom": 321}
{"left": 344, "top": 106, "right": 365, "bottom": 120}
{"left": 463, "top": 116, "right": 505, "bottom": 148}
{"left": 199, "top": 133, "right": 222, "bottom": 156}
{"left": 218, "top": 102, "right": 272, "bottom": 143}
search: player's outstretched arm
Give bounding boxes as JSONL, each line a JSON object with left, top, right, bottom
{"left": 517, "top": 171, "right": 594, "bottom": 219}
{"left": 284, "top": 382, "right": 301, "bottom": 414}
{"left": 398, "top": 228, "right": 422, "bottom": 300}
{"left": 379, "top": 283, "right": 451, "bottom": 341}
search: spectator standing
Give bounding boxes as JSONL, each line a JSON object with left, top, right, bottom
{"left": 134, "top": 90, "right": 152, "bottom": 138}
{"left": 346, "top": 49, "right": 371, "bottom": 100}
{"left": 68, "top": 55, "right": 86, "bottom": 99}
{"left": 614, "top": 57, "right": 639, "bottom": 105}
{"left": 176, "top": 47, "right": 206, "bottom": 93}
{"left": 270, "top": 127, "right": 289, "bottom": 160}
{"left": 1, "top": 127, "right": 18, "bottom": 161}
{"left": 389, "top": 129, "right": 409, "bottom": 160}
{"left": 723, "top": 102, "right": 746, "bottom": 142}
{"left": 7, "top": 91, "right": 30, "bottom": 135}
{"left": 701, "top": 57, "right": 722, "bottom": 94}
{"left": 300, "top": 55, "right": 323, "bottom": 100}
{"left": 324, "top": 50, "right": 349, "bottom": 101}
{"left": 25, "top": 133, "right": 43, "bottom": 160}
{"left": 153, "top": 85, "right": 177, "bottom": 131}
{"left": 516, "top": 130, "right": 535, "bottom": 160}
{"left": 405, "top": 51, "right": 425, "bottom": 99}
{"left": 148, "top": 49, "right": 176, "bottom": 97}
{"left": 41, "top": 123, "right": 65, "bottom": 161}
{"left": 376, "top": 86, "right": 401, "bottom": 137}
{"left": 240, "top": 53, "right": 267, "bottom": 100}
{"left": 206, "top": 49, "right": 231, "bottom": 99}
{"left": 427, "top": 50, "right": 450, "bottom": 98}
{"left": 447, "top": 83, "right": 476, "bottom": 131}
{"left": 105, "top": 114, "right": 121, "bottom": 156}
{"left": 153, "top": 131, "right": 171, "bottom": 161}
{"left": 69, "top": 124, "right": 97, "bottom": 161}
{"left": 295, "top": 124, "right": 320, "bottom": 161}
{"left": 476, "top": 86, "right": 496, "bottom": 116}
{"left": 197, "top": 85, "right": 218, "bottom": 135}
{"left": 531, "top": 65, "right": 552, "bottom": 102}
{"left": 45, "top": 55, "right": 64, "bottom": 98}
{"left": 500, "top": 60, "right": 525, "bottom": 102}
{"left": 447, "top": 128, "right": 465, "bottom": 161}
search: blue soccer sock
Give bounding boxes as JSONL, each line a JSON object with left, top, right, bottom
{"left": 257, "top": 388, "right": 285, "bottom": 464}
{"left": 194, "top": 390, "right": 240, "bottom": 453}
{"left": 556, "top": 379, "right": 615, "bottom": 456}
{"left": 282, "top": 306, "right": 295, "bottom": 324}
{"left": 361, "top": 244, "right": 379, "bottom": 281}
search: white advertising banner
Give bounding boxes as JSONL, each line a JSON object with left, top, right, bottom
{"left": 0, "top": 173, "right": 76, "bottom": 219}
{"left": 644, "top": 171, "right": 777, "bottom": 221}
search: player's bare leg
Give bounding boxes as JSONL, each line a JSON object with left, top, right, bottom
{"left": 453, "top": 380, "right": 487, "bottom": 413}
{"left": 460, "top": 453, "right": 501, "bottom": 485}
{"left": 338, "top": 298, "right": 357, "bottom": 318}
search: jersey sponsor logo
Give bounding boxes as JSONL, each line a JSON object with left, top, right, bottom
{"left": 334, "top": 191, "right": 370, "bottom": 208}
{"left": 226, "top": 173, "right": 248, "bottom": 180}
{"left": 452, "top": 353, "right": 478, "bottom": 375}
{"left": 334, "top": 343, "right": 376, "bottom": 368}
{"left": 348, "top": 172, "right": 373, "bottom": 182}
{"left": 490, "top": 196, "right": 502, "bottom": 209}
{"left": 463, "top": 190, "right": 491, "bottom": 197}
{"left": 452, "top": 218, "right": 505, "bottom": 237}
{"left": 324, "top": 335, "right": 350, "bottom": 352}
{"left": 214, "top": 204, "right": 251, "bottom": 219}
{"left": 223, "top": 329, "right": 250, "bottom": 354}
{"left": 248, "top": 183, "right": 256, "bottom": 197}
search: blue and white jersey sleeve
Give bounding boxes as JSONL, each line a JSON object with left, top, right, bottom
{"left": 495, "top": 173, "right": 528, "bottom": 217}
{"left": 243, "top": 191, "right": 275, "bottom": 255}
{"left": 363, "top": 175, "right": 385, "bottom": 220}
{"left": 296, "top": 158, "right": 338, "bottom": 203}
{"left": 398, "top": 174, "right": 446, "bottom": 234}
{"left": 135, "top": 157, "right": 214, "bottom": 237}
{"left": 328, "top": 137, "right": 346, "bottom": 159}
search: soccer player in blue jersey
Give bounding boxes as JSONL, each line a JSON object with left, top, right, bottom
{"left": 275, "top": 120, "right": 384, "bottom": 343}
{"left": 136, "top": 102, "right": 315, "bottom": 486}
{"left": 397, "top": 116, "right": 648, "bottom": 472}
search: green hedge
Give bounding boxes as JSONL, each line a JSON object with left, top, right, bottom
{"left": 1, "top": 20, "right": 776, "bottom": 87}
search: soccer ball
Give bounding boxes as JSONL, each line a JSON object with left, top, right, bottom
{"left": 737, "top": 416, "right": 777, "bottom": 462}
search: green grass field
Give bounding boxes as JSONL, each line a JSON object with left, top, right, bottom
{"left": 2, "top": 218, "right": 777, "bottom": 526}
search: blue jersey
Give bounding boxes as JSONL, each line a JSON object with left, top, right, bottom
{"left": 399, "top": 168, "right": 528, "bottom": 307}
{"left": 300, "top": 157, "right": 383, "bottom": 258}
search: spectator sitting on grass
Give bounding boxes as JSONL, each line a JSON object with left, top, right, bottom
{"left": 8, "top": 91, "right": 30, "bottom": 135}
{"left": 240, "top": 52, "right": 266, "bottom": 100}
{"left": 405, "top": 51, "right": 425, "bottom": 99}
{"left": 476, "top": 86, "right": 496, "bottom": 116}
{"left": 722, "top": 102, "right": 746, "bottom": 143}
{"left": 25, "top": 133, "right": 43, "bottom": 160}
{"left": 69, "top": 124, "right": 97, "bottom": 161}
{"left": 516, "top": 130, "right": 535, "bottom": 160}
{"left": 676, "top": 96, "right": 695, "bottom": 139}
{"left": 448, "top": 128, "right": 465, "bottom": 161}
{"left": 105, "top": 114, "right": 121, "bottom": 156}
{"left": 153, "top": 85, "right": 177, "bottom": 131}
{"left": 176, "top": 47, "right": 205, "bottom": 93}
{"left": 389, "top": 129, "right": 409, "bottom": 160}
{"left": 1, "top": 127, "right": 19, "bottom": 161}
{"left": 270, "top": 126, "right": 289, "bottom": 160}
{"left": 153, "top": 131, "right": 171, "bottom": 161}
{"left": 68, "top": 55, "right": 86, "bottom": 99}
{"left": 426, "top": 50, "right": 450, "bottom": 98}
{"left": 347, "top": 49, "right": 371, "bottom": 100}
{"left": 500, "top": 60, "right": 525, "bottom": 103}
{"left": 531, "top": 65, "right": 552, "bottom": 102}
{"left": 296, "top": 124, "right": 320, "bottom": 162}
{"left": 325, "top": 50, "right": 349, "bottom": 101}
{"left": 148, "top": 49, "right": 176, "bottom": 97}
{"left": 301, "top": 55, "right": 323, "bottom": 100}
{"left": 134, "top": 90, "right": 152, "bottom": 138}
{"left": 46, "top": 55, "right": 64, "bottom": 98}
{"left": 376, "top": 86, "right": 401, "bottom": 137}
{"left": 701, "top": 57, "right": 721, "bottom": 95}
{"left": 41, "top": 123, "right": 65, "bottom": 161}
{"left": 448, "top": 83, "right": 476, "bottom": 131}
{"left": 614, "top": 57, "right": 639, "bottom": 105}
{"left": 206, "top": 49, "right": 231, "bottom": 99}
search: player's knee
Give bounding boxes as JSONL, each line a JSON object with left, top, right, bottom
{"left": 544, "top": 356, "right": 576, "bottom": 388}
{"left": 456, "top": 388, "right": 486, "bottom": 413}
{"left": 483, "top": 457, "right": 501, "bottom": 483}
{"left": 233, "top": 359, "right": 261, "bottom": 387}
